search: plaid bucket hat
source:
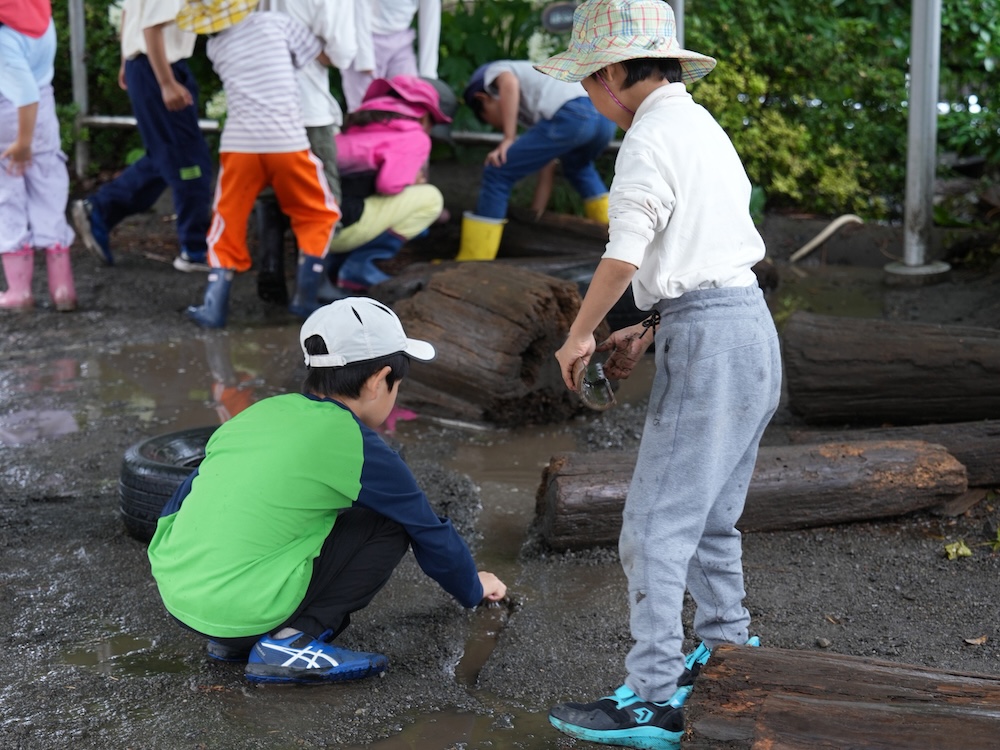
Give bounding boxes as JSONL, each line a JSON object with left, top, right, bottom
{"left": 535, "top": 0, "right": 716, "bottom": 84}
{"left": 176, "top": 0, "right": 258, "bottom": 35}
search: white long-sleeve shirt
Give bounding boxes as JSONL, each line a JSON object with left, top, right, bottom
{"left": 257, "top": 0, "right": 356, "bottom": 128}
{"left": 605, "top": 83, "right": 763, "bottom": 309}
{"left": 353, "top": 0, "right": 440, "bottom": 79}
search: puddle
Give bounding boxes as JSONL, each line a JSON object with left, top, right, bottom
{"left": 63, "top": 634, "right": 192, "bottom": 677}
{"left": 767, "top": 264, "right": 888, "bottom": 325}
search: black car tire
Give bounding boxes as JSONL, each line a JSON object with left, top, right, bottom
{"left": 118, "top": 426, "right": 217, "bottom": 542}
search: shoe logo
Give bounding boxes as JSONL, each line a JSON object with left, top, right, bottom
{"left": 632, "top": 707, "right": 653, "bottom": 724}
{"left": 261, "top": 641, "right": 341, "bottom": 669}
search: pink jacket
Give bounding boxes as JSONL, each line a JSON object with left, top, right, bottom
{"left": 335, "top": 99, "right": 431, "bottom": 195}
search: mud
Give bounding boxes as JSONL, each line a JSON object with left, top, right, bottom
{"left": 2, "top": 159, "right": 1000, "bottom": 749}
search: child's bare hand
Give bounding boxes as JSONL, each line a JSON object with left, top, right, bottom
{"left": 485, "top": 138, "right": 514, "bottom": 167}
{"left": 478, "top": 571, "right": 507, "bottom": 602}
{"left": 555, "top": 333, "right": 596, "bottom": 391}
{"left": 596, "top": 325, "right": 653, "bottom": 380}
{"left": 1, "top": 142, "right": 31, "bottom": 176}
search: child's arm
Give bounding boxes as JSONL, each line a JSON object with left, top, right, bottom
{"left": 143, "top": 23, "right": 193, "bottom": 111}
{"left": 555, "top": 257, "right": 637, "bottom": 391}
{"left": 484, "top": 71, "right": 521, "bottom": 167}
{"left": 1, "top": 102, "right": 38, "bottom": 176}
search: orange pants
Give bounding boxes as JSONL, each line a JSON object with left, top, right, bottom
{"left": 207, "top": 150, "right": 341, "bottom": 272}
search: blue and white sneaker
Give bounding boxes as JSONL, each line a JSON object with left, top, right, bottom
{"left": 71, "top": 199, "right": 113, "bottom": 265}
{"left": 677, "top": 635, "right": 761, "bottom": 692}
{"left": 244, "top": 631, "right": 388, "bottom": 684}
{"left": 549, "top": 684, "right": 685, "bottom": 749}
{"left": 173, "top": 247, "right": 211, "bottom": 272}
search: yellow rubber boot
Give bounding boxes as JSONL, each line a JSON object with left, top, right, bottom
{"left": 583, "top": 193, "right": 609, "bottom": 224}
{"left": 456, "top": 212, "right": 506, "bottom": 261}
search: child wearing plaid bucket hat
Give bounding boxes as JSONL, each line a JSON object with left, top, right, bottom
{"left": 537, "top": 0, "right": 781, "bottom": 747}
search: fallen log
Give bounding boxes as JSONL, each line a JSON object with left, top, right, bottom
{"left": 787, "top": 419, "right": 1000, "bottom": 488}
{"left": 392, "top": 263, "right": 593, "bottom": 426}
{"left": 535, "top": 441, "right": 967, "bottom": 550}
{"left": 783, "top": 311, "right": 1000, "bottom": 425}
{"left": 685, "top": 645, "right": 1000, "bottom": 750}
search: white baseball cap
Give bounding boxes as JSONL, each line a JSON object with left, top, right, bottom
{"left": 300, "top": 298, "right": 436, "bottom": 368}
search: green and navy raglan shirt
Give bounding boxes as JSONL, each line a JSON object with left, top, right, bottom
{"left": 146, "top": 393, "right": 484, "bottom": 638}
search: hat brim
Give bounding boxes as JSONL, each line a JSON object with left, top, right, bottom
{"left": 535, "top": 38, "right": 717, "bottom": 85}
{"left": 404, "top": 338, "right": 436, "bottom": 362}
{"left": 363, "top": 78, "right": 452, "bottom": 125}
{"left": 175, "top": 1, "right": 256, "bottom": 35}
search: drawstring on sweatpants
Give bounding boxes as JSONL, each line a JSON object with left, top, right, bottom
{"left": 639, "top": 310, "right": 660, "bottom": 338}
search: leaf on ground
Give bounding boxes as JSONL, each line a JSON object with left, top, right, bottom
{"left": 964, "top": 635, "right": 988, "bottom": 646}
{"left": 944, "top": 540, "right": 973, "bottom": 560}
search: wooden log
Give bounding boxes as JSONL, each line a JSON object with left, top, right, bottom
{"left": 535, "top": 441, "right": 967, "bottom": 550}
{"left": 392, "top": 263, "right": 591, "bottom": 426}
{"left": 685, "top": 645, "right": 1000, "bottom": 749}
{"left": 787, "top": 419, "right": 1000, "bottom": 488}
{"left": 783, "top": 311, "right": 1000, "bottom": 425}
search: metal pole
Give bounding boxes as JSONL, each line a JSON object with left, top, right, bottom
{"left": 68, "top": 0, "right": 89, "bottom": 179}
{"left": 671, "top": 0, "right": 685, "bottom": 47}
{"left": 887, "top": 0, "right": 949, "bottom": 277}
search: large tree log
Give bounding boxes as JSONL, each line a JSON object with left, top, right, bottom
{"left": 685, "top": 645, "right": 1000, "bottom": 749}
{"left": 788, "top": 419, "right": 1000, "bottom": 488}
{"left": 783, "top": 311, "right": 1000, "bottom": 425}
{"left": 535, "top": 441, "right": 967, "bottom": 550}
{"left": 392, "top": 263, "right": 588, "bottom": 426}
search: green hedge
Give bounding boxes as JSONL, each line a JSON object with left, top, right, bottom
{"left": 54, "top": 0, "right": 999, "bottom": 220}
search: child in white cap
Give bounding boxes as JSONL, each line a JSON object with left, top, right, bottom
{"left": 147, "top": 297, "right": 506, "bottom": 684}
{"left": 535, "top": 0, "right": 781, "bottom": 747}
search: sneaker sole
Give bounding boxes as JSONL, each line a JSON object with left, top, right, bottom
{"left": 173, "top": 257, "right": 211, "bottom": 273}
{"left": 71, "top": 202, "right": 114, "bottom": 266}
{"left": 245, "top": 661, "right": 386, "bottom": 684}
{"left": 549, "top": 715, "right": 682, "bottom": 750}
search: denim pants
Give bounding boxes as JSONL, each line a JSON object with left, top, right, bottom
{"left": 92, "top": 56, "right": 213, "bottom": 253}
{"left": 474, "top": 97, "right": 616, "bottom": 219}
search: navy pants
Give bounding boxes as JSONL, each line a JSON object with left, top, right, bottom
{"left": 92, "top": 56, "right": 212, "bottom": 254}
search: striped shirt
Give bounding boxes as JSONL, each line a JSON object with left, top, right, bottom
{"left": 207, "top": 12, "right": 321, "bottom": 154}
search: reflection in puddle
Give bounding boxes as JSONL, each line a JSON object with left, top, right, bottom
{"left": 63, "top": 634, "right": 191, "bottom": 676}
{"left": 0, "top": 409, "right": 78, "bottom": 446}
{"left": 345, "top": 706, "right": 554, "bottom": 750}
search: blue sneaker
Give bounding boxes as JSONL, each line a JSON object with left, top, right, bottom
{"left": 549, "top": 684, "right": 685, "bottom": 749}
{"left": 72, "top": 199, "right": 113, "bottom": 265}
{"left": 245, "top": 631, "right": 388, "bottom": 684}
{"left": 677, "top": 635, "right": 761, "bottom": 691}
{"left": 207, "top": 640, "right": 252, "bottom": 663}
{"left": 173, "top": 247, "right": 211, "bottom": 273}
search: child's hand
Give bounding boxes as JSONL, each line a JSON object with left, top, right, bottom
{"left": 485, "top": 137, "right": 515, "bottom": 167}
{"left": 1, "top": 142, "right": 31, "bottom": 176}
{"left": 555, "top": 334, "right": 596, "bottom": 391}
{"left": 478, "top": 571, "right": 507, "bottom": 602}
{"left": 596, "top": 324, "right": 653, "bottom": 380}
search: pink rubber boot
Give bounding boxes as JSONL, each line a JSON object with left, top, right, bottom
{"left": 0, "top": 246, "right": 35, "bottom": 311}
{"left": 45, "top": 244, "right": 77, "bottom": 312}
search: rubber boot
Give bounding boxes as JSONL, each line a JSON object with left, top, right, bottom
{"left": 317, "top": 252, "right": 350, "bottom": 304}
{"left": 0, "top": 245, "right": 35, "bottom": 311}
{"left": 254, "top": 197, "right": 290, "bottom": 305}
{"left": 288, "top": 254, "right": 325, "bottom": 319}
{"left": 583, "top": 193, "right": 609, "bottom": 224}
{"left": 455, "top": 212, "right": 506, "bottom": 261}
{"left": 337, "top": 231, "right": 405, "bottom": 290}
{"left": 45, "top": 244, "right": 77, "bottom": 312}
{"left": 186, "top": 269, "right": 234, "bottom": 328}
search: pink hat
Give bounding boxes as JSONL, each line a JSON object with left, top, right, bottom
{"left": 362, "top": 76, "right": 452, "bottom": 125}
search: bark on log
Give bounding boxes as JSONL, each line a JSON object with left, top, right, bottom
{"left": 685, "top": 645, "right": 1000, "bottom": 750}
{"left": 535, "top": 441, "right": 967, "bottom": 550}
{"left": 392, "top": 263, "right": 588, "bottom": 426}
{"left": 783, "top": 311, "right": 1000, "bottom": 425}
{"left": 787, "top": 419, "right": 1000, "bottom": 488}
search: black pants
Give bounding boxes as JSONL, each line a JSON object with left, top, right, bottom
{"left": 203, "top": 507, "right": 410, "bottom": 651}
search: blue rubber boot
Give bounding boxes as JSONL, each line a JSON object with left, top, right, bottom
{"left": 288, "top": 254, "right": 326, "bottom": 319}
{"left": 186, "top": 269, "right": 234, "bottom": 328}
{"left": 337, "top": 231, "right": 404, "bottom": 290}
{"left": 317, "top": 252, "right": 350, "bottom": 304}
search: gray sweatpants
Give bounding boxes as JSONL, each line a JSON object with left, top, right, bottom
{"left": 621, "top": 284, "right": 781, "bottom": 703}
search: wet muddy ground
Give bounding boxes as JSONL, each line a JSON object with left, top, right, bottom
{"left": 3, "top": 161, "right": 1000, "bottom": 748}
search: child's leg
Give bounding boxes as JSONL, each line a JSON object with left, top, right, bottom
{"left": 282, "top": 507, "right": 409, "bottom": 640}
{"left": 556, "top": 101, "right": 618, "bottom": 201}
{"left": 620, "top": 286, "right": 780, "bottom": 704}
{"left": 266, "top": 150, "right": 340, "bottom": 260}
{"left": 23, "top": 150, "right": 74, "bottom": 251}
{"left": 207, "top": 153, "right": 267, "bottom": 271}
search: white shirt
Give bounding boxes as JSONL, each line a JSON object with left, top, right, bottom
{"left": 119, "top": 0, "right": 195, "bottom": 63}
{"left": 604, "top": 84, "right": 763, "bottom": 308}
{"left": 208, "top": 12, "right": 321, "bottom": 153}
{"left": 257, "top": 0, "right": 356, "bottom": 128}
{"left": 484, "top": 60, "right": 586, "bottom": 125}
{"left": 354, "top": 0, "right": 440, "bottom": 78}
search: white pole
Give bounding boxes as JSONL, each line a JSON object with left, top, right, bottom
{"left": 68, "top": 0, "right": 89, "bottom": 179}
{"left": 671, "top": 0, "right": 685, "bottom": 47}
{"left": 888, "top": 0, "right": 949, "bottom": 277}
